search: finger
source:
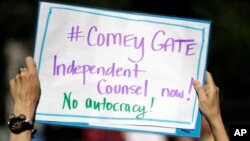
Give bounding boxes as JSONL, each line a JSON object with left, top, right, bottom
{"left": 20, "top": 72, "right": 26, "bottom": 78}
{"left": 9, "top": 78, "right": 15, "bottom": 87}
{"left": 193, "top": 80, "right": 206, "bottom": 99}
{"left": 15, "top": 74, "right": 21, "bottom": 81}
{"left": 206, "top": 71, "right": 216, "bottom": 87}
{"left": 25, "top": 56, "right": 37, "bottom": 73}
{"left": 13, "top": 74, "right": 22, "bottom": 88}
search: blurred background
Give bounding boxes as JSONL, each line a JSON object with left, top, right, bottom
{"left": 1, "top": 0, "right": 250, "bottom": 140}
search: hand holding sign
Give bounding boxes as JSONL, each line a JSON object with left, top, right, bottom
{"left": 34, "top": 1, "right": 211, "bottom": 137}
{"left": 194, "top": 72, "right": 229, "bottom": 141}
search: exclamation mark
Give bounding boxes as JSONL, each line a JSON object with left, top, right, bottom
{"left": 150, "top": 97, "right": 155, "bottom": 112}
{"left": 187, "top": 77, "right": 194, "bottom": 101}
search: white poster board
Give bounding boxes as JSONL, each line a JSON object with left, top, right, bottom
{"left": 34, "top": 1, "right": 211, "bottom": 137}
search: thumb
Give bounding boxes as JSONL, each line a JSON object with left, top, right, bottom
{"left": 193, "top": 80, "right": 206, "bottom": 100}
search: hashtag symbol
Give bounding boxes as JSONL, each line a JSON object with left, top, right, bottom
{"left": 67, "top": 25, "right": 84, "bottom": 42}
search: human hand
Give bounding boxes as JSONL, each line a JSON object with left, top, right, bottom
{"left": 193, "top": 71, "right": 221, "bottom": 124}
{"left": 9, "top": 56, "right": 40, "bottom": 121}
{"left": 193, "top": 73, "right": 229, "bottom": 141}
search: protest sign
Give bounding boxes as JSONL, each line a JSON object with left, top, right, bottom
{"left": 34, "top": 1, "right": 211, "bottom": 137}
